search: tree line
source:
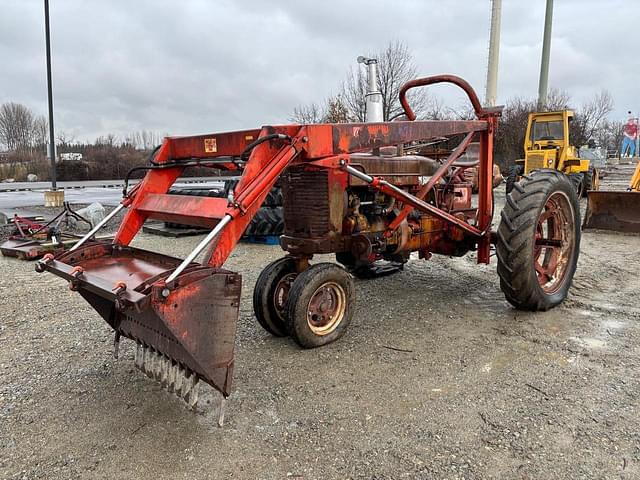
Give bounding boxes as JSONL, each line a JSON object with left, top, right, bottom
{"left": 0, "top": 103, "right": 168, "bottom": 181}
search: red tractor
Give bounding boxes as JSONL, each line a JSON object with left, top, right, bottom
{"left": 36, "top": 75, "right": 581, "bottom": 417}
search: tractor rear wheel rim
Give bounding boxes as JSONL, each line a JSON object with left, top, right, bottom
{"left": 306, "top": 281, "right": 346, "bottom": 335}
{"left": 533, "top": 191, "right": 574, "bottom": 293}
{"left": 273, "top": 273, "right": 296, "bottom": 318}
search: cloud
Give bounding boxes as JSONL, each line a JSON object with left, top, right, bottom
{"left": 0, "top": 0, "right": 636, "bottom": 142}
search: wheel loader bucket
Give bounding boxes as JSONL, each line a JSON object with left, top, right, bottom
{"left": 583, "top": 191, "right": 640, "bottom": 233}
{"left": 37, "top": 241, "right": 241, "bottom": 401}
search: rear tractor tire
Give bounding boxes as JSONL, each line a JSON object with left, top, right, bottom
{"left": 497, "top": 169, "right": 581, "bottom": 311}
{"left": 285, "top": 263, "right": 355, "bottom": 348}
{"left": 253, "top": 257, "right": 298, "bottom": 337}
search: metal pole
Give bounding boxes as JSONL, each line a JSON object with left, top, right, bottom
{"left": 44, "top": 0, "right": 57, "bottom": 190}
{"left": 485, "top": 0, "right": 502, "bottom": 107}
{"left": 537, "top": 0, "right": 554, "bottom": 110}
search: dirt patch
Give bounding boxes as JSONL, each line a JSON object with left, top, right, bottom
{"left": 1, "top": 194, "right": 639, "bottom": 479}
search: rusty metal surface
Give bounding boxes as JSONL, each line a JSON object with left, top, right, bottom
{"left": 283, "top": 168, "right": 333, "bottom": 238}
{"left": 135, "top": 193, "right": 228, "bottom": 228}
{"left": 41, "top": 242, "right": 241, "bottom": 396}
{"left": 0, "top": 238, "right": 50, "bottom": 260}
{"left": 349, "top": 154, "right": 437, "bottom": 186}
{"left": 583, "top": 191, "right": 640, "bottom": 233}
{"left": 399, "top": 74, "right": 502, "bottom": 121}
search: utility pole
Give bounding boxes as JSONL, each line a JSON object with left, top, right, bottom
{"left": 44, "top": 0, "right": 57, "bottom": 190}
{"left": 485, "top": 0, "right": 502, "bottom": 107}
{"left": 537, "top": 0, "right": 554, "bottom": 110}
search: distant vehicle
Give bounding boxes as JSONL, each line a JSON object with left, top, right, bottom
{"left": 506, "top": 110, "right": 600, "bottom": 197}
{"left": 59, "top": 152, "right": 83, "bottom": 162}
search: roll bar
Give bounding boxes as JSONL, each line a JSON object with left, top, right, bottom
{"left": 399, "top": 74, "right": 502, "bottom": 121}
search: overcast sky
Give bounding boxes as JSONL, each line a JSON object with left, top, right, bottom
{"left": 0, "top": 0, "right": 636, "bottom": 143}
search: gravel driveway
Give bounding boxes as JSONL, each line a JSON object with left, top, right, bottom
{"left": 1, "top": 193, "right": 639, "bottom": 479}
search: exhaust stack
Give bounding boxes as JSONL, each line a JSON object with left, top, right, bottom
{"left": 358, "top": 56, "right": 384, "bottom": 122}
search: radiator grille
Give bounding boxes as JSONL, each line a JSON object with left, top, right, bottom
{"left": 525, "top": 154, "right": 546, "bottom": 173}
{"left": 282, "top": 168, "right": 331, "bottom": 238}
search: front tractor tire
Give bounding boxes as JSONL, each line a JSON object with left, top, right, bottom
{"left": 253, "top": 257, "right": 298, "bottom": 337}
{"left": 285, "top": 263, "right": 355, "bottom": 348}
{"left": 497, "top": 169, "right": 581, "bottom": 311}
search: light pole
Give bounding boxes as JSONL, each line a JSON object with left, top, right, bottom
{"left": 537, "top": 0, "right": 554, "bottom": 110}
{"left": 43, "top": 0, "right": 63, "bottom": 206}
{"left": 485, "top": 0, "right": 502, "bottom": 107}
{"left": 44, "top": 0, "right": 56, "bottom": 189}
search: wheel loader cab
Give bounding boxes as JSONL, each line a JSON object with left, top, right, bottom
{"left": 523, "top": 111, "right": 566, "bottom": 173}
{"left": 506, "top": 110, "right": 598, "bottom": 197}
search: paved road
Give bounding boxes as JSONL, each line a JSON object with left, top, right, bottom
{"left": 0, "top": 177, "right": 217, "bottom": 192}
{"left": 0, "top": 178, "right": 227, "bottom": 217}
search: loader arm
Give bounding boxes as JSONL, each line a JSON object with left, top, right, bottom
{"left": 36, "top": 126, "right": 307, "bottom": 401}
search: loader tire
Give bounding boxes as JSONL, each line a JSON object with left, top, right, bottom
{"left": 253, "top": 257, "right": 298, "bottom": 337}
{"left": 263, "top": 186, "right": 283, "bottom": 207}
{"left": 497, "top": 169, "right": 580, "bottom": 311}
{"left": 582, "top": 167, "right": 599, "bottom": 197}
{"left": 285, "top": 263, "right": 355, "bottom": 348}
{"left": 568, "top": 173, "right": 584, "bottom": 198}
{"left": 505, "top": 164, "right": 524, "bottom": 194}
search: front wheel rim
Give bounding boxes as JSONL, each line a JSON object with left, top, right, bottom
{"left": 533, "top": 191, "right": 575, "bottom": 294}
{"left": 273, "top": 273, "right": 296, "bottom": 319}
{"left": 306, "top": 282, "right": 347, "bottom": 336}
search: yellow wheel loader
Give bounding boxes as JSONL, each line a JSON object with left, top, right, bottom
{"left": 583, "top": 161, "right": 640, "bottom": 233}
{"left": 506, "top": 110, "right": 600, "bottom": 197}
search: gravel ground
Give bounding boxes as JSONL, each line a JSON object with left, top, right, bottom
{"left": 1, "top": 192, "right": 639, "bottom": 480}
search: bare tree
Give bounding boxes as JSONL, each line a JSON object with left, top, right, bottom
{"left": 291, "top": 40, "right": 431, "bottom": 123}
{"left": 290, "top": 102, "right": 323, "bottom": 124}
{"left": 341, "top": 40, "right": 430, "bottom": 121}
{"left": 0, "top": 102, "right": 34, "bottom": 151}
{"left": 323, "top": 94, "right": 350, "bottom": 123}
{"left": 341, "top": 67, "right": 367, "bottom": 122}
{"left": 592, "top": 119, "right": 624, "bottom": 152}
{"left": 544, "top": 88, "right": 571, "bottom": 111}
{"left": 32, "top": 115, "right": 48, "bottom": 147}
{"left": 569, "top": 90, "right": 614, "bottom": 146}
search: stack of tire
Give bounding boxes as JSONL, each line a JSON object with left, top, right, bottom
{"left": 166, "top": 179, "right": 284, "bottom": 237}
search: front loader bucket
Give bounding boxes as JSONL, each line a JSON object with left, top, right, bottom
{"left": 583, "top": 191, "right": 640, "bottom": 233}
{"left": 38, "top": 241, "right": 241, "bottom": 402}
